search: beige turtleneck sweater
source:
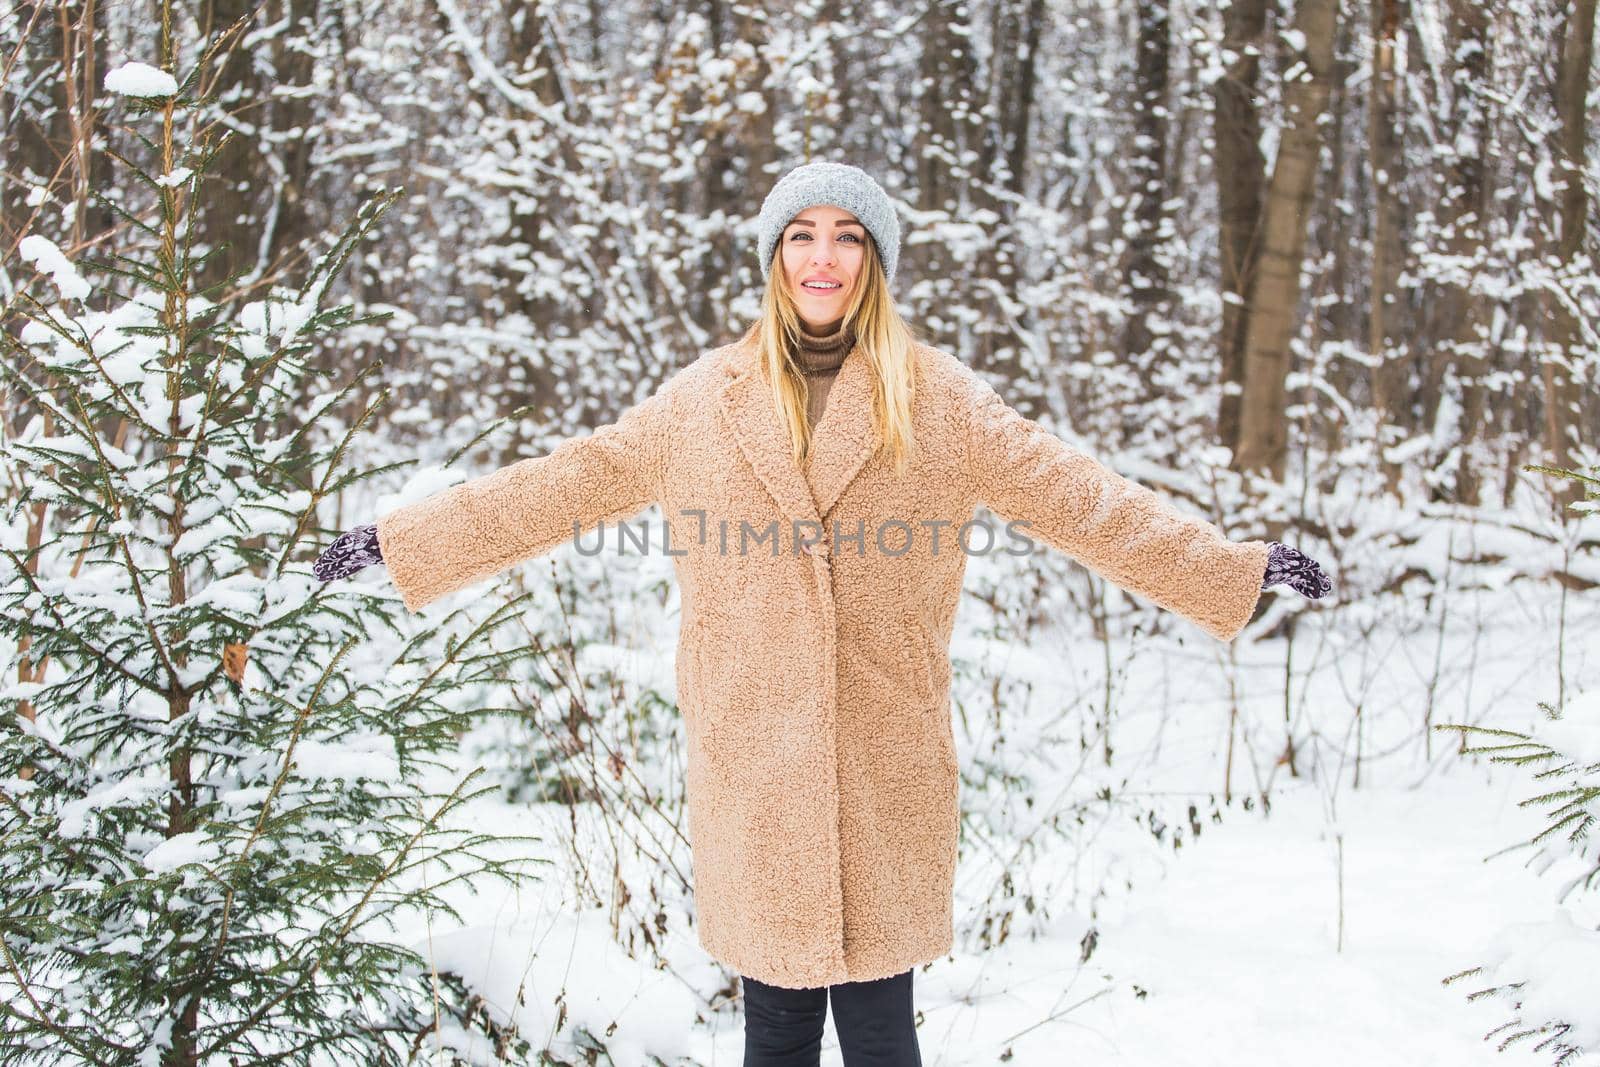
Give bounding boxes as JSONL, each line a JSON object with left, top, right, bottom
{"left": 791, "top": 318, "right": 856, "bottom": 431}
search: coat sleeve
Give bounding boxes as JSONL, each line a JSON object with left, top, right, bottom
{"left": 960, "top": 368, "right": 1270, "bottom": 642}
{"left": 374, "top": 375, "right": 678, "bottom": 614}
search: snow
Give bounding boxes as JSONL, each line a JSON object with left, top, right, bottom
{"left": 104, "top": 62, "right": 179, "bottom": 99}
{"left": 422, "top": 913, "right": 701, "bottom": 1065}
{"left": 17, "top": 235, "right": 90, "bottom": 301}
{"left": 261, "top": 573, "right": 320, "bottom": 624}
{"left": 219, "top": 786, "right": 271, "bottom": 809}
{"left": 142, "top": 830, "right": 223, "bottom": 873}
{"left": 1382, "top": 433, "right": 1433, "bottom": 465}
{"left": 170, "top": 520, "right": 246, "bottom": 566}
{"left": 1541, "top": 688, "right": 1600, "bottom": 766}
{"left": 238, "top": 296, "right": 319, "bottom": 358}
{"left": 101, "top": 934, "right": 143, "bottom": 956}
{"left": 1534, "top": 156, "right": 1559, "bottom": 202}
{"left": 139, "top": 1016, "right": 174, "bottom": 1067}
{"left": 0, "top": 681, "right": 46, "bottom": 704}
{"left": 1022, "top": 781, "right": 1561, "bottom": 1067}
{"left": 57, "top": 774, "right": 168, "bottom": 838}
{"left": 375, "top": 465, "right": 467, "bottom": 515}
{"left": 1479, "top": 911, "right": 1600, "bottom": 1052}
{"left": 397, "top": 755, "right": 1597, "bottom": 1065}
{"left": 291, "top": 735, "right": 400, "bottom": 783}
{"left": 18, "top": 318, "right": 54, "bottom": 345}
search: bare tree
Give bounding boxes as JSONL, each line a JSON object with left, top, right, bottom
{"left": 1212, "top": 0, "right": 1268, "bottom": 455}
{"left": 1122, "top": 0, "right": 1172, "bottom": 389}
{"left": 1002, "top": 0, "right": 1045, "bottom": 197}
{"left": 1, "top": 2, "right": 107, "bottom": 257}
{"left": 1233, "top": 0, "right": 1339, "bottom": 481}
{"left": 1368, "top": 0, "right": 1408, "bottom": 494}
{"left": 1439, "top": 0, "right": 1493, "bottom": 505}
{"left": 1542, "top": 0, "right": 1595, "bottom": 513}
{"left": 693, "top": 0, "right": 777, "bottom": 340}
{"left": 195, "top": 0, "right": 321, "bottom": 294}
{"left": 914, "top": 0, "right": 982, "bottom": 219}
{"left": 910, "top": 0, "right": 995, "bottom": 365}
{"left": 502, "top": 0, "right": 576, "bottom": 420}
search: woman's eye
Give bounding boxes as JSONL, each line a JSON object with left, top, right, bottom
{"left": 840, "top": 233, "right": 860, "bottom": 243}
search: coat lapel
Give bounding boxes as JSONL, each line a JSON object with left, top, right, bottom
{"left": 718, "top": 343, "right": 823, "bottom": 530}
{"left": 803, "top": 342, "right": 880, "bottom": 520}
{"left": 718, "top": 337, "right": 881, "bottom": 528}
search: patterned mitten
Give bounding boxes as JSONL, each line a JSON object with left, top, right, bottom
{"left": 313, "top": 522, "right": 383, "bottom": 582}
{"left": 1260, "top": 541, "right": 1332, "bottom": 599}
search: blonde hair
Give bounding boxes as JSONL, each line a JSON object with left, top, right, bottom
{"left": 745, "top": 230, "right": 919, "bottom": 476}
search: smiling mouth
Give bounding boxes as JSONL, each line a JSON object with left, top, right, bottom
{"left": 801, "top": 282, "right": 843, "bottom": 293}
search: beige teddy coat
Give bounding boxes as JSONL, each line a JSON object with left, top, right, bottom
{"left": 375, "top": 333, "right": 1270, "bottom": 989}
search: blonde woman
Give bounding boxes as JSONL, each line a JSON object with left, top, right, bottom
{"left": 315, "top": 161, "right": 1330, "bottom": 1066}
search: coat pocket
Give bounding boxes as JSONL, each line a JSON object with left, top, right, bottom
{"left": 897, "top": 622, "right": 942, "bottom": 708}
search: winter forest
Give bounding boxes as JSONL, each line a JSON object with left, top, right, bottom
{"left": 2, "top": 0, "right": 1598, "bottom": 1063}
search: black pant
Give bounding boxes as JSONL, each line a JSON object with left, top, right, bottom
{"left": 741, "top": 968, "right": 922, "bottom": 1067}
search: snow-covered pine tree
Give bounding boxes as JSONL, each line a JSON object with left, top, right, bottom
{"left": 0, "top": 44, "right": 540, "bottom": 1067}
{"left": 1438, "top": 462, "right": 1600, "bottom": 1067}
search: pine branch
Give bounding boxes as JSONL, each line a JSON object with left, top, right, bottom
{"left": 68, "top": 390, "right": 184, "bottom": 693}
{"left": 0, "top": 543, "right": 170, "bottom": 696}
{"left": 188, "top": 636, "right": 359, "bottom": 1001}
{"left": 195, "top": 772, "right": 481, "bottom": 1059}
{"left": 0, "top": 928, "right": 100, "bottom": 1061}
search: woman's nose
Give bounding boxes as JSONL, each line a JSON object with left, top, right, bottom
{"left": 809, "top": 243, "right": 837, "bottom": 265}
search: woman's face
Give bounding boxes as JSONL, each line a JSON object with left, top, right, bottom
{"left": 779, "top": 205, "right": 867, "bottom": 331}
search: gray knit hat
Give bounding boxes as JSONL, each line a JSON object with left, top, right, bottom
{"left": 756, "top": 162, "right": 901, "bottom": 286}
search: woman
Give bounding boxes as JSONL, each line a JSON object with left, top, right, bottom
{"left": 315, "top": 161, "right": 1331, "bottom": 1066}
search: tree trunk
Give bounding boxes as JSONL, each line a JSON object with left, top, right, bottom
{"left": 914, "top": 0, "right": 984, "bottom": 218}
{"left": 1232, "top": 0, "right": 1339, "bottom": 480}
{"left": 1123, "top": 0, "right": 1172, "bottom": 393}
{"left": 2, "top": 2, "right": 71, "bottom": 256}
{"left": 503, "top": 0, "right": 574, "bottom": 425}
{"left": 1369, "top": 0, "right": 1408, "bottom": 495}
{"left": 982, "top": 0, "right": 1040, "bottom": 197}
{"left": 1212, "top": 0, "right": 1268, "bottom": 455}
{"left": 735, "top": 2, "right": 779, "bottom": 222}
{"left": 912, "top": 0, "right": 988, "bottom": 359}
{"left": 697, "top": 2, "right": 776, "bottom": 341}
{"left": 1542, "top": 0, "right": 1595, "bottom": 514}
{"left": 1440, "top": 0, "right": 1492, "bottom": 505}
{"left": 722, "top": 2, "right": 780, "bottom": 341}
{"left": 195, "top": 0, "right": 321, "bottom": 295}
{"left": 1005, "top": 0, "right": 1045, "bottom": 197}
{"left": 1317, "top": 13, "right": 1357, "bottom": 365}
{"left": 196, "top": 0, "right": 261, "bottom": 291}
{"left": 269, "top": 0, "right": 319, "bottom": 277}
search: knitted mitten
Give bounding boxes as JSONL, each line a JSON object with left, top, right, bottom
{"left": 313, "top": 522, "right": 383, "bottom": 582}
{"left": 1260, "top": 542, "right": 1332, "bottom": 599}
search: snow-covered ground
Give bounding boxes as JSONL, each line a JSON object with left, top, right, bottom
{"left": 384, "top": 529, "right": 1600, "bottom": 1067}
{"left": 412, "top": 773, "right": 1596, "bottom": 1066}
{"left": 923, "top": 776, "right": 1576, "bottom": 1067}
